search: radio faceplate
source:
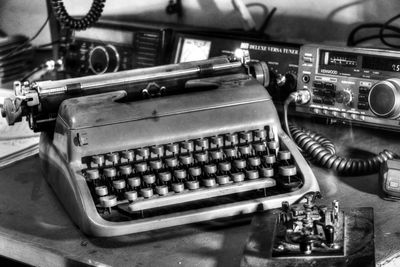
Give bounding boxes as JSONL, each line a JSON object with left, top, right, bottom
{"left": 296, "top": 44, "right": 400, "bottom": 130}
{"left": 61, "top": 20, "right": 172, "bottom": 77}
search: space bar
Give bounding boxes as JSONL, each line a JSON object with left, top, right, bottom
{"left": 128, "top": 178, "right": 276, "bottom": 212}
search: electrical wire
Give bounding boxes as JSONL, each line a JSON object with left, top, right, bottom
{"left": 379, "top": 13, "right": 400, "bottom": 48}
{"left": 50, "top": 0, "right": 106, "bottom": 31}
{"left": 283, "top": 92, "right": 398, "bottom": 175}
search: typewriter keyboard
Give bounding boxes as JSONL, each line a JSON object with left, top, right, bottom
{"left": 82, "top": 127, "right": 303, "bottom": 220}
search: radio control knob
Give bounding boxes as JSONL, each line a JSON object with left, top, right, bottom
{"left": 276, "top": 72, "right": 297, "bottom": 92}
{"left": 368, "top": 79, "right": 400, "bottom": 118}
{"left": 342, "top": 89, "right": 353, "bottom": 106}
{"left": 88, "top": 44, "right": 120, "bottom": 74}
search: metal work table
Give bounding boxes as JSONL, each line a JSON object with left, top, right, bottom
{"left": 0, "top": 118, "right": 399, "bottom": 266}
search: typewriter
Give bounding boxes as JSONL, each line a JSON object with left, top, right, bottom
{"left": 1, "top": 56, "right": 319, "bottom": 236}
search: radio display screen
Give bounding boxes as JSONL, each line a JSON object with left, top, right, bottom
{"left": 362, "top": 55, "right": 400, "bottom": 72}
{"left": 320, "top": 50, "right": 358, "bottom": 67}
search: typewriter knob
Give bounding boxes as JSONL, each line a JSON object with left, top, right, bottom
{"left": 128, "top": 176, "right": 141, "bottom": 187}
{"left": 234, "top": 159, "right": 247, "bottom": 169}
{"left": 253, "top": 143, "right": 266, "bottom": 153}
{"left": 210, "top": 136, "right": 224, "bottom": 147}
{"left": 165, "top": 157, "right": 178, "bottom": 168}
{"left": 180, "top": 154, "right": 194, "bottom": 165}
{"left": 92, "top": 155, "right": 105, "bottom": 166}
{"left": 180, "top": 141, "right": 194, "bottom": 152}
{"left": 136, "top": 148, "right": 150, "bottom": 159}
{"left": 260, "top": 167, "right": 274, "bottom": 178}
{"left": 174, "top": 169, "right": 187, "bottom": 180}
{"left": 224, "top": 147, "right": 238, "bottom": 158}
{"left": 194, "top": 151, "right": 208, "bottom": 163}
{"left": 143, "top": 174, "right": 156, "bottom": 185}
{"left": 140, "top": 188, "right": 154, "bottom": 198}
{"left": 151, "top": 145, "right": 164, "bottom": 157}
{"left": 239, "top": 144, "right": 252, "bottom": 156}
{"left": 246, "top": 170, "right": 260, "bottom": 180}
{"left": 189, "top": 166, "right": 202, "bottom": 177}
{"left": 135, "top": 162, "right": 148, "bottom": 173}
{"left": 159, "top": 172, "right": 172, "bottom": 182}
{"left": 103, "top": 167, "right": 117, "bottom": 178}
{"left": 279, "top": 165, "right": 297, "bottom": 176}
{"left": 210, "top": 150, "right": 224, "bottom": 161}
{"left": 150, "top": 160, "right": 163, "bottom": 171}
{"left": 88, "top": 44, "right": 120, "bottom": 74}
{"left": 156, "top": 185, "right": 169, "bottom": 195}
{"left": 166, "top": 143, "right": 179, "bottom": 154}
{"left": 113, "top": 179, "right": 126, "bottom": 190}
{"left": 204, "top": 164, "right": 217, "bottom": 175}
{"left": 217, "top": 175, "right": 230, "bottom": 185}
{"left": 263, "top": 154, "right": 276, "bottom": 165}
{"left": 219, "top": 161, "right": 232, "bottom": 172}
{"left": 248, "top": 157, "right": 261, "bottom": 167}
{"left": 86, "top": 169, "right": 100, "bottom": 180}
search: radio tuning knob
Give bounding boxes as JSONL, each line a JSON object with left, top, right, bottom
{"left": 368, "top": 78, "right": 400, "bottom": 118}
{"left": 88, "top": 44, "right": 120, "bottom": 75}
{"left": 276, "top": 73, "right": 297, "bottom": 91}
{"left": 342, "top": 89, "right": 353, "bottom": 106}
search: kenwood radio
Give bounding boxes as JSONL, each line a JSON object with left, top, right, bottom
{"left": 59, "top": 20, "right": 173, "bottom": 77}
{"left": 296, "top": 44, "right": 400, "bottom": 131}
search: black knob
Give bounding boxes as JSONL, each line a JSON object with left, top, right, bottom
{"left": 88, "top": 44, "right": 120, "bottom": 74}
{"left": 368, "top": 79, "right": 400, "bottom": 118}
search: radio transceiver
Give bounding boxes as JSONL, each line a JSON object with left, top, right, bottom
{"left": 60, "top": 20, "right": 172, "bottom": 77}
{"left": 296, "top": 44, "right": 400, "bottom": 131}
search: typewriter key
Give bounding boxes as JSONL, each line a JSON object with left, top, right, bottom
{"left": 180, "top": 154, "right": 194, "bottom": 166}
{"left": 172, "top": 182, "right": 185, "bottom": 193}
{"left": 189, "top": 166, "right": 202, "bottom": 177}
{"left": 165, "top": 157, "right": 178, "bottom": 168}
{"left": 135, "top": 162, "right": 148, "bottom": 173}
{"left": 194, "top": 151, "right": 208, "bottom": 163}
{"left": 180, "top": 141, "right": 194, "bottom": 152}
{"left": 204, "top": 164, "right": 217, "bottom": 175}
{"left": 233, "top": 159, "right": 247, "bottom": 170}
{"left": 224, "top": 133, "right": 238, "bottom": 145}
{"left": 253, "top": 129, "right": 267, "bottom": 140}
{"left": 99, "top": 195, "right": 117, "bottom": 208}
{"left": 246, "top": 170, "right": 260, "bottom": 180}
{"left": 140, "top": 188, "right": 154, "bottom": 198}
{"left": 253, "top": 143, "right": 267, "bottom": 154}
{"left": 166, "top": 143, "right": 179, "bottom": 155}
{"left": 95, "top": 185, "right": 108, "bottom": 196}
{"left": 125, "top": 191, "right": 138, "bottom": 202}
{"left": 156, "top": 185, "right": 169, "bottom": 196}
{"left": 136, "top": 148, "right": 150, "bottom": 159}
{"left": 203, "top": 178, "right": 216, "bottom": 187}
{"left": 268, "top": 141, "right": 279, "bottom": 154}
{"left": 224, "top": 147, "right": 237, "bottom": 158}
{"left": 143, "top": 174, "right": 156, "bottom": 185}
{"left": 103, "top": 167, "right": 117, "bottom": 179}
{"left": 195, "top": 138, "right": 209, "bottom": 150}
{"left": 92, "top": 155, "right": 105, "bottom": 166}
{"left": 121, "top": 150, "right": 134, "bottom": 162}
{"left": 186, "top": 180, "right": 200, "bottom": 190}
{"left": 113, "top": 179, "right": 126, "bottom": 190}
{"left": 150, "top": 145, "right": 164, "bottom": 157}
{"left": 218, "top": 161, "right": 231, "bottom": 172}
{"left": 159, "top": 172, "right": 172, "bottom": 182}
{"left": 210, "top": 136, "right": 223, "bottom": 147}
{"left": 128, "top": 176, "right": 141, "bottom": 188}
{"left": 239, "top": 144, "right": 252, "bottom": 157}
{"left": 279, "top": 165, "right": 297, "bottom": 177}
{"left": 263, "top": 155, "right": 276, "bottom": 165}
{"left": 119, "top": 165, "right": 132, "bottom": 176}
{"left": 106, "top": 152, "right": 120, "bottom": 165}
{"left": 248, "top": 157, "right": 261, "bottom": 168}
{"left": 86, "top": 169, "right": 100, "bottom": 180}
{"left": 260, "top": 167, "right": 274, "bottom": 178}
{"left": 174, "top": 169, "right": 187, "bottom": 180}
{"left": 210, "top": 150, "right": 223, "bottom": 161}
{"left": 239, "top": 131, "right": 253, "bottom": 143}
{"left": 217, "top": 175, "right": 230, "bottom": 185}
{"left": 149, "top": 160, "right": 163, "bottom": 171}
{"left": 278, "top": 150, "right": 291, "bottom": 161}
{"left": 231, "top": 172, "right": 245, "bottom": 183}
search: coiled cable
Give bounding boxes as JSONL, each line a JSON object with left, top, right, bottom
{"left": 284, "top": 91, "right": 398, "bottom": 175}
{"left": 51, "top": 0, "right": 106, "bottom": 31}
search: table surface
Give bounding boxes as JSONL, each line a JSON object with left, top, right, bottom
{"left": 0, "top": 118, "right": 399, "bottom": 267}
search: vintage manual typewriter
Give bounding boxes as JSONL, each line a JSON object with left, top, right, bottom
{"left": 1, "top": 56, "right": 319, "bottom": 237}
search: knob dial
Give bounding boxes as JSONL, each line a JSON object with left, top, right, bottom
{"left": 276, "top": 72, "right": 297, "bottom": 91}
{"left": 368, "top": 79, "right": 400, "bottom": 118}
{"left": 88, "top": 44, "right": 120, "bottom": 74}
{"left": 342, "top": 89, "right": 353, "bottom": 106}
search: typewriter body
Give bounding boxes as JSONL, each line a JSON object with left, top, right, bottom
{"left": 2, "top": 57, "right": 319, "bottom": 237}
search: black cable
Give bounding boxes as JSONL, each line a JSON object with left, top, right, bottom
{"left": 283, "top": 92, "right": 398, "bottom": 175}
{"left": 50, "top": 0, "right": 106, "bottom": 31}
{"left": 379, "top": 13, "right": 400, "bottom": 48}
{"left": 347, "top": 23, "right": 400, "bottom": 46}
{"left": 259, "top": 7, "right": 277, "bottom": 33}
